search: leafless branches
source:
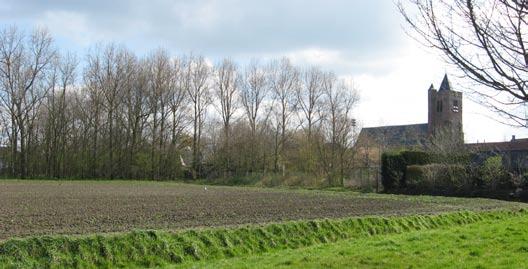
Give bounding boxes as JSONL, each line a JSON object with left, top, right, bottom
{"left": 0, "top": 26, "right": 361, "bottom": 185}
{"left": 399, "top": 0, "right": 528, "bottom": 126}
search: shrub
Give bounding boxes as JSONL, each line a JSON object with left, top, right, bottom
{"left": 381, "top": 150, "right": 473, "bottom": 191}
{"left": 401, "top": 151, "right": 432, "bottom": 165}
{"left": 479, "top": 156, "right": 511, "bottom": 190}
{"left": 381, "top": 152, "right": 406, "bottom": 189}
{"left": 520, "top": 173, "right": 528, "bottom": 188}
{"left": 405, "top": 165, "right": 427, "bottom": 187}
{"left": 406, "top": 164, "right": 470, "bottom": 193}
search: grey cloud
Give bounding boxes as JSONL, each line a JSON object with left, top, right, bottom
{"left": 1, "top": 0, "right": 405, "bottom": 62}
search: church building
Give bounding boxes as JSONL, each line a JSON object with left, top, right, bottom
{"left": 356, "top": 74, "right": 463, "bottom": 151}
{"left": 355, "top": 74, "right": 528, "bottom": 174}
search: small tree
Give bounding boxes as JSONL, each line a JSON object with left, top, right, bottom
{"left": 480, "top": 155, "right": 509, "bottom": 190}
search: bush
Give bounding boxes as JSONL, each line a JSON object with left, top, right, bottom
{"left": 381, "top": 150, "right": 472, "bottom": 190}
{"left": 520, "top": 173, "right": 528, "bottom": 188}
{"left": 406, "top": 164, "right": 470, "bottom": 193}
{"left": 401, "top": 151, "right": 432, "bottom": 165}
{"left": 405, "top": 165, "right": 426, "bottom": 187}
{"left": 479, "top": 156, "right": 512, "bottom": 190}
{"left": 381, "top": 152, "right": 406, "bottom": 189}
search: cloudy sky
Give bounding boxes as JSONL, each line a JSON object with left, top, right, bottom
{"left": 1, "top": 0, "right": 526, "bottom": 142}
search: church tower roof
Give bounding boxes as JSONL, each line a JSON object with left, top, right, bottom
{"left": 428, "top": 83, "right": 435, "bottom": 91}
{"left": 439, "top": 74, "right": 451, "bottom": 91}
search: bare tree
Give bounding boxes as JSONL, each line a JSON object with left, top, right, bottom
{"left": 183, "top": 55, "right": 211, "bottom": 178}
{"left": 298, "top": 66, "right": 325, "bottom": 138}
{"left": 0, "top": 26, "right": 56, "bottom": 177}
{"left": 239, "top": 60, "right": 269, "bottom": 136}
{"left": 269, "top": 58, "right": 300, "bottom": 172}
{"left": 238, "top": 60, "right": 270, "bottom": 173}
{"left": 214, "top": 58, "right": 238, "bottom": 174}
{"left": 83, "top": 49, "right": 103, "bottom": 177}
{"left": 399, "top": 0, "right": 528, "bottom": 126}
{"left": 147, "top": 49, "right": 173, "bottom": 179}
{"left": 318, "top": 74, "right": 360, "bottom": 185}
{"left": 121, "top": 57, "right": 149, "bottom": 178}
{"left": 0, "top": 25, "right": 365, "bottom": 183}
{"left": 168, "top": 57, "right": 188, "bottom": 177}
{"left": 296, "top": 66, "right": 325, "bottom": 174}
{"left": 45, "top": 52, "right": 77, "bottom": 178}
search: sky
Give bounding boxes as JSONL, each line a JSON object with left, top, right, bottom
{"left": 0, "top": 0, "right": 526, "bottom": 143}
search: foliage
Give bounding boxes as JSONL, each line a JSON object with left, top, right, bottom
{"left": 194, "top": 210, "right": 528, "bottom": 269}
{"left": 400, "top": 151, "right": 432, "bottom": 165}
{"left": 381, "top": 150, "right": 473, "bottom": 192}
{"left": 0, "top": 209, "right": 525, "bottom": 268}
{"left": 406, "top": 164, "right": 470, "bottom": 192}
{"left": 383, "top": 151, "right": 522, "bottom": 199}
{"left": 381, "top": 152, "right": 406, "bottom": 189}
{"left": 479, "top": 155, "right": 512, "bottom": 190}
{"left": 381, "top": 150, "right": 472, "bottom": 190}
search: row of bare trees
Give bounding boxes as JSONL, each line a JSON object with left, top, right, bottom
{"left": 0, "top": 26, "right": 359, "bottom": 185}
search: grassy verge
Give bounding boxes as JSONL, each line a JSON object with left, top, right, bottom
{"left": 188, "top": 211, "right": 528, "bottom": 268}
{"left": 0, "top": 209, "right": 526, "bottom": 268}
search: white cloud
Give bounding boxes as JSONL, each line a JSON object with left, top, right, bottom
{"left": 172, "top": 1, "right": 223, "bottom": 30}
{"left": 285, "top": 48, "right": 343, "bottom": 66}
{"left": 36, "top": 11, "right": 102, "bottom": 46}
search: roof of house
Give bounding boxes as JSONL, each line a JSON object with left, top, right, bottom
{"left": 357, "top": 123, "right": 428, "bottom": 148}
{"left": 466, "top": 138, "right": 528, "bottom": 152}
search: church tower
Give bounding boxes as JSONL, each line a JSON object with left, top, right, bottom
{"left": 427, "top": 74, "right": 464, "bottom": 142}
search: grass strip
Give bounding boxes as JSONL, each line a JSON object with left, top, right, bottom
{"left": 187, "top": 212, "right": 528, "bottom": 268}
{"left": 0, "top": 209, "right": 526, "bottom": 269}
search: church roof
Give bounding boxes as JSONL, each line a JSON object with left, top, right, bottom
{"left": 357, "top": 123, "right": 428, "bottom": 148}
{"left": 439, "top": 74, "right": 451, "bottom": 91}
{"left": 428, "top": 84, "right": 435, "bottom": 91}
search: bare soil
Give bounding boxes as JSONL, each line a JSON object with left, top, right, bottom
{"left": 0, "top": 180, "right": 522, "bottom": 240}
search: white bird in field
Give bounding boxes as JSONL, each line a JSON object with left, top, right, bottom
{"left": 204, "top": 186, "right": 207, "bottom": 191}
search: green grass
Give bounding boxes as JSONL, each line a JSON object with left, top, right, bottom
{"left": 186, "top": 211, "right": 528, "bottom": 268}
{"left": 0, "top": 209, "right": 526, "bottom": 268}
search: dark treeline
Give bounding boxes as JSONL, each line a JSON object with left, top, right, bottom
{"left": 0, "top": 26, "right": 359, "bottom": 186}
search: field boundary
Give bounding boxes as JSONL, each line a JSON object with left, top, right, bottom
{"left": 0, "top": 209, "right": 526, "bottom": 268}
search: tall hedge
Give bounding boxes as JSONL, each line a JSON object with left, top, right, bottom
{"left": 406, "top": 164, "right": 470, "bottom": 192}
{"left": 381, "top": 150, "right": 472, "bottom": 191}
{"left": 381, "top": 152, "right": 406, "bottom": 189}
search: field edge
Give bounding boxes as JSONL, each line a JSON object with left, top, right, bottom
{"left": 0, "top": 209, "right": 526, "bottom": 268}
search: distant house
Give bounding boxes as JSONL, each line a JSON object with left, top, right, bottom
{"left": 467, "top": 136, "right": 528, "bottom": 172}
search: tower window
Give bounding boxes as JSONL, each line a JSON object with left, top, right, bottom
{"left": 437, "top": 100, "right": 443, "bottom": 112}
{"left": 453, "top": 100, "right": 459, "bottom": 113}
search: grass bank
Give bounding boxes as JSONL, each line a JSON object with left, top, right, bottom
{"left": 0, "top": 209, "right": 526, "bottom": 268}
{"left": 190, "top": 211, "right": 528, "bottom": 268}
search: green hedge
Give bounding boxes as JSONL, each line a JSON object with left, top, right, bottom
{"left": 406, "top": 164, "right": 470, "bottom": 192}
{"left": 381, "top": 152, "right": 406, "bottom": 189}
{"left": 381, "top": 150, "right": 472, "bottom": 191}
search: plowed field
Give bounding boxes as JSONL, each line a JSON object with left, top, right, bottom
{"left": 0, "top": 180, "right": 522, "bottom": 240}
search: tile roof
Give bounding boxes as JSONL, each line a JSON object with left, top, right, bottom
{"left": 466, "top": 138, "right": 528, "bottom": 152}
{"left": 357, "top": 123, "right": 428, "bottom": 148}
